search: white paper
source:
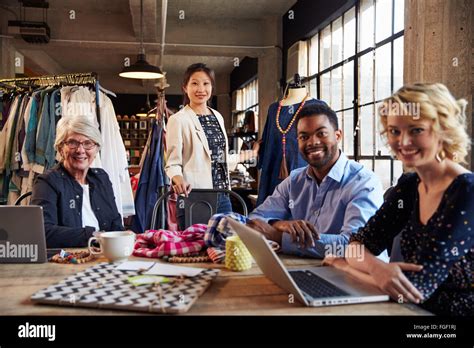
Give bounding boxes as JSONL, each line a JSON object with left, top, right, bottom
{"left": 116, "top": 261, "right": 155, "bottom": 271}
{"left": 143, "top": 263, "right": 205, "bottom": 277}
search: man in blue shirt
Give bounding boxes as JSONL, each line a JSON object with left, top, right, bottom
{"left": 248, "top": 103, "right": 383, "bottom": 258}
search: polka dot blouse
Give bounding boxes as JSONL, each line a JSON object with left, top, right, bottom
{"left": 350, "top": 172, "right": 473, "bottom": 316}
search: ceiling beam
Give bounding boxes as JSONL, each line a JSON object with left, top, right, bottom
{"left": 129, "top": 0, "right": 158, "bottom": 44}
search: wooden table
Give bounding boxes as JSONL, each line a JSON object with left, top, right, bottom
{"left": 0, "top": 251, "right": 431, "bottom": 315}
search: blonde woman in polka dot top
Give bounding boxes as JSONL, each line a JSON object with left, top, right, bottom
{"left": 342, "top": 83, "right": 473, "bottom": 315}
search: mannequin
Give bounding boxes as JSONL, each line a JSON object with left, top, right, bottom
{"left": 281, "top": 86, "right": 308, "bottom": 106}
{"left": 282, "top": 74, "right": 308, "bottom": 105}
{"left": 256, "top": 76, "right": 328, "bottom": 206}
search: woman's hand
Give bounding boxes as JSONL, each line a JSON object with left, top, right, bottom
{"left": 369, "top": 262, "right": 424, "bottom": 304}
{"left": 171, "top": 175, "right": 192, "bottom": 197}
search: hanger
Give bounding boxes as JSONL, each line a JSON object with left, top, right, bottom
{"left": 98, "top": 83, "right": 117, "bottom": 98}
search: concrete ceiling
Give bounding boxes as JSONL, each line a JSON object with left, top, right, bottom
{"left": 0, "top": 0, "right": 296, "bottom": 94}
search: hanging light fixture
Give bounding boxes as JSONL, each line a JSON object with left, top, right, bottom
{"left": 119, "top": 0, "right": 163, "bottom": 79}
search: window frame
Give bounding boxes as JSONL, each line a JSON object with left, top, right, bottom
{"left": 234, "top": 78, "right": 259, "bottom": 128}
{"left": 305, "top": 0, "right": 404, "bottom": 188}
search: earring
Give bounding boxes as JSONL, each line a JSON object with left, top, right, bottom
{"left": 435, "top": 150, "right": 445, "bottom": 163}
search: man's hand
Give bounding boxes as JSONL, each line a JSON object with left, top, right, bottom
{"left": 247, "top": 219, "right": 282, "bottom": 244}
{"left": 271, "top": 220, "right": 319, "bottom": 248}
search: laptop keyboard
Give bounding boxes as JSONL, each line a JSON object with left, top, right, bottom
{"left": 290, "top": 270, "right": 349, "bottom": 298}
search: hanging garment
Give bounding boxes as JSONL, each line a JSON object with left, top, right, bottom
{"left": 24, "top": 90, "right": 41, "bottom": 166}
{"left": 133, "top": 224, "right": 207, "bottom": 258}
{"left": 132, "top": 120, "right": 168, "bottom": 232}
{"left": 35, "top": 87, "right": 56, "bottom": 171}
{"left": 5, "top": 96, "right": 28, "bottom": 204}
{"left": 20, "top": 94, "right": 34, "bottom": 171}
{"left": 256, "top": 98, "right": 327, "bottom": 206}
{"left": 0, "top": 96, "right": 20, "bottom": 202}
{"left": 0, "top": 96, "right": 20, "bottom": 171}
{"left": 97, "top": 91, "right": 135, "bottom": 218}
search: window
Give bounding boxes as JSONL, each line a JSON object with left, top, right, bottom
{"left": 306, "top": 0, "right": 405, "bottom": 189}
{"left": 235, "top": 79, "right": 259, "bottom": 129}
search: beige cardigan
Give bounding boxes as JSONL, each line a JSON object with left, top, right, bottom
{"left": 165, "top": 105, "right": 238, "bottom": 189}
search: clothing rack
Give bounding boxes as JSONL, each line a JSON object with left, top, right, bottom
{"left": 0, "top": 72, "right": 101, "bottom": 130}
{"left": 0, "top": 72, "right": 98, "bottom": 87}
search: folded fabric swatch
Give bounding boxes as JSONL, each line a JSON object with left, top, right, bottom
{"left": 133, "top": 224, "right": 207, "bottom": 258}
{"left": 204, "top": 212, "right": 248, "bottom": 249}
{"left": 206, "top": 247, "right": 226, "bottom": 263}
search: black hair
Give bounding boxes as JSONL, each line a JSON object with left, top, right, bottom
{"left": 182, "top": 63, "right": 216, "bottom": 105}
{"left": 296, "top": 103, "right": 339, "bottom": 130}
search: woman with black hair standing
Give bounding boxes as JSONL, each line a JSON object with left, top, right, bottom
{"left": 165, "top": 63, "right": 255, "bottom": 213}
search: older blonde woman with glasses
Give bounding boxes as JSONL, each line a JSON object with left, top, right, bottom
{"left": 31, "top": 116, "right": 124, "bottom": 248}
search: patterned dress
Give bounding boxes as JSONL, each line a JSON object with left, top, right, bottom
{"left": 197, "top": 114, "right": 229, "bottom": 190}
{"left": 350, "top": 172, "right": 474, "bottom": 315}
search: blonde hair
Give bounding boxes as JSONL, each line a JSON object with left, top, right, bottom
{"left": 379, "top": 83, "right": 471, "bottom": 164}
{"left": 54, "top": 116, "right": 102, "bottom": 160}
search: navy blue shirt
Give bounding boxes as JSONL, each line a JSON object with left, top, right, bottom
{"left": 351, "top": 172, "right": 474, "bottom": 316}
{"left": 32, "top": 163, "right": 124, "bottom": 248}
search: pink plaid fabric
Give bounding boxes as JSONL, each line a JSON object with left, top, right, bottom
{"left": 133, "top": 224, "right": 207, "bottom": 258}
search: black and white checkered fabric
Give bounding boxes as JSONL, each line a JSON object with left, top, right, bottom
{"left": 30, "top": 262, "right": 219, "bottom": 314}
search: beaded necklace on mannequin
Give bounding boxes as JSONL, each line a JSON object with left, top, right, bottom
{"left": 275, "top": 86, "right": 309, "bottom": 179}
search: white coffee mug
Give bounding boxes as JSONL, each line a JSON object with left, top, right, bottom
{"left": 88, "top": 231, "right": 136, "bottom": 262}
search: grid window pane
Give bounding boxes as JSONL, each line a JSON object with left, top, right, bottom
{"left": 309, "top": 34, "right": 319, "bottom": 76}
{"left": 343, "top": 109, "right": 354, "bottom": 156}
{"left": 393, "top": 160, "right": 403, "bottom": 185}
{"left": 360, "top": 105, "right": 375, "bottom": 155}
{"left": 393, "top": 36, "right": 404, "bottom": 91}
{"left": 394, "top": 0, "right": 404, "bottom": 33}
{"left": 309, "top": 78, "right": 318, "bottom": 99}
{"left": 360, "top": 0, "right": 375, "bottom": 51}
{"left": 375, "top": 0, "right": 392, "bottom": 43}
{"left": 375, "top": 101, "right": 391, "bottom": 156}
{"left": 331, "top": 67, "right": 342, "bottom": 111}
{"left": 359, "top": 52, "right": 374, "bottom": 104}
{"left": 332, "top": 17, "right": 343, "bottom": 65}
{"left": 343, "top": 7, "right": 356, "bottom": 59}
{"left": 375, "top": 43, "right": 392, "bottom": 101}
{"left": 320, "top": 25, "right": 331, "bottom": 70}
{"left": 336, "top": 111, "right": 343, "bottom": 135}
{"left": 360, "top": 159, "right": 374, "bottom": 172}
{"left": 321, "top": 72, "right": 331, "bottom": 104}
{"left": 343, "top": 61, "right": 354, "bottom": 108}
{"left": 374, "top": 160, "right": 392, "bottom": 190}
{"left": 305, "top": 2, "right": 404, "bottom": 185}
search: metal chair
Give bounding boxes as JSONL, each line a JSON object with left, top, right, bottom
{"left": 149, "top": 188, "right": 248, "bottom": 230}
{"left": 14, "top": 191, "right": 32, "bottom": 206}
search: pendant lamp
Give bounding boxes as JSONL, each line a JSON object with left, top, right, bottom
{"left": 119, "top": 0, "right": 163, "bottom": 79}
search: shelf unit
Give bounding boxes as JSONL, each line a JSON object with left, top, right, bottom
{"left": 117, "top": 115, "right": 152, "bottom": 166}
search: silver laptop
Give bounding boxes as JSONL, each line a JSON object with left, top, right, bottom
{"left": 228, "top": 218, "right": 389, "bottom": 307}
{"left": 0, "top": 206, "right": 47, "bottom": 263}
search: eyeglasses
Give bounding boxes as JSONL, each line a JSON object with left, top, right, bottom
{"left": 63, "top": 139, "right": 98, "bottom": 150}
